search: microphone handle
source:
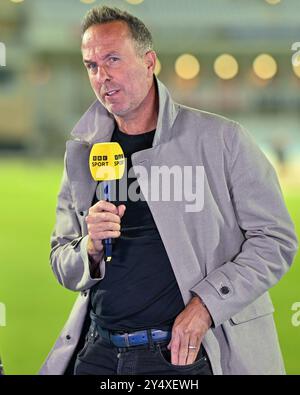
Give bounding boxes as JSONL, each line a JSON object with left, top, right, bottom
{"left": 103, "top": 181, "right": 112, "bottom": 262}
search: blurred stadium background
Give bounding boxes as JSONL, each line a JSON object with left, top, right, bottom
{"left": 0, "top": 0, "right": 299, "bottom": 375}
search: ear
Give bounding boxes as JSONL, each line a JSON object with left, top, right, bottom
{"left": 144, "top": 50, "right": 157, "bottom": 75}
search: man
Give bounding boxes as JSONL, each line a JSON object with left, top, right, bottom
{"left": 40, "top": 6, "right": 298, "bottom": 375}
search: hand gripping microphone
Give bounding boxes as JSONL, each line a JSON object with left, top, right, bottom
{"left": 89, "top": 142, "right": 125, "bottom": 262}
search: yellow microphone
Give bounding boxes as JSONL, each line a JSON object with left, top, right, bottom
{"left": 89, "top": 142, "right": 125, "bottom": 262}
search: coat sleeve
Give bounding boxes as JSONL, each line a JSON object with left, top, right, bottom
{"left": 50, "top": 155, "right": 105, "bottom": 291}
{"left": 190, "top": 122, "right": 298, "bottom": 327}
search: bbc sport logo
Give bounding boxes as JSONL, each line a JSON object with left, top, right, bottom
{"left": 0, "top": 42, "right": 6, "bottom": 67}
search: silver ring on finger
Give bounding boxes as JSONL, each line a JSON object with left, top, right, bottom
{"left": 188, "top": 345, "right": 197, "bottom": 350}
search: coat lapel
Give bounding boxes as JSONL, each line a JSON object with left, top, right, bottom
{"left": 66, "top": 140, "right": 97, "bottom": 213}
{"left": 66, "top": 100, "right": 115, "bottom": 212}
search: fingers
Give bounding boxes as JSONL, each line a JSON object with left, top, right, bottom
{"left": 167, "top": 296, "right": 211, "bottom": 366}
{"left": 86, "top": 219, "right": 121, "bottom": 239}
{"left": 89, "top": 200, "right": 119, "bottom": 214}
{"left": 89, "top": 228, "right": 121, "bottom": 240}
{"left": 169, "top": 330, "right": 180, "bottom": 365}
{"left": 178, "top": 335, "right": 190, "bottom": 366}
{"left": 86, "top": 201, "right": 126, "bottom": 243}
{"left": 171, "top": 334, "right": 191, "bottom": 365}
{"left": 117, "top": 204, "right": 126, "bottom": 219}
{"left": 186, "top": 334, "right": 200, "bottom": 365}
{"left": 169, "top": 328, "right": 200, "bottom": 365}
{"left": 86, "top": 212, "right": 121, "bottom": 225}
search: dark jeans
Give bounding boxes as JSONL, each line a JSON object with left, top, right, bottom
{"left": 74, "top": 324, "right": 213, "bottom": 375}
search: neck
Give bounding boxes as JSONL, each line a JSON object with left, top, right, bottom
{"left": 114, "top": 81, "right": 158, "bottom": 135}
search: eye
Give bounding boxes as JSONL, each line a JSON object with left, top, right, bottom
{"left": 108, "top": 57, "right": 120, "bottom": 65}
{"left": 86, "top": 62, "right": 98, "bottom": 74}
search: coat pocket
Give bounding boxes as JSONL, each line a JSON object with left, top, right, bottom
{"left": 230, "top": 292, "right": 274, "bottom": 325}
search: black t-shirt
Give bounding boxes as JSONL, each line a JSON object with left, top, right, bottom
{"left": 90, "top": 126, "right": 185, "bottom": 332}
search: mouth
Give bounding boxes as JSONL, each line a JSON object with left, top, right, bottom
{"left": 104, "top": 89, "right": 120, "bottom": 98}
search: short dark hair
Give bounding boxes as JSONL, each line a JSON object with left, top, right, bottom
{"left": 81, "top": 6, "right": 153, "bottom": 56}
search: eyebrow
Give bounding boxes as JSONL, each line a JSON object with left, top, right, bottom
{"left": 83, "top": 59, "right": 96, "bottom": 65}
{"left": 83, "top": 52, "right": 120, "bottom": 64}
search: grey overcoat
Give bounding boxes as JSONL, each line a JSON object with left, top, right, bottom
{"left": 39, "top": 78, "right": 298, "bottom": 375}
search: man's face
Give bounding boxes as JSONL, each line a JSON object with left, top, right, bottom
{"left": 81, "top": 21, "right": 155, "bottom": 118}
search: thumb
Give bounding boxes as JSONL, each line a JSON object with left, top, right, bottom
{"left": 117, "top": 204, "right": 126, "bottom": 218}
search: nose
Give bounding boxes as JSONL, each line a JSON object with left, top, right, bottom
{"left": 96, "top": 65, "right": 111, "bottom": 84}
